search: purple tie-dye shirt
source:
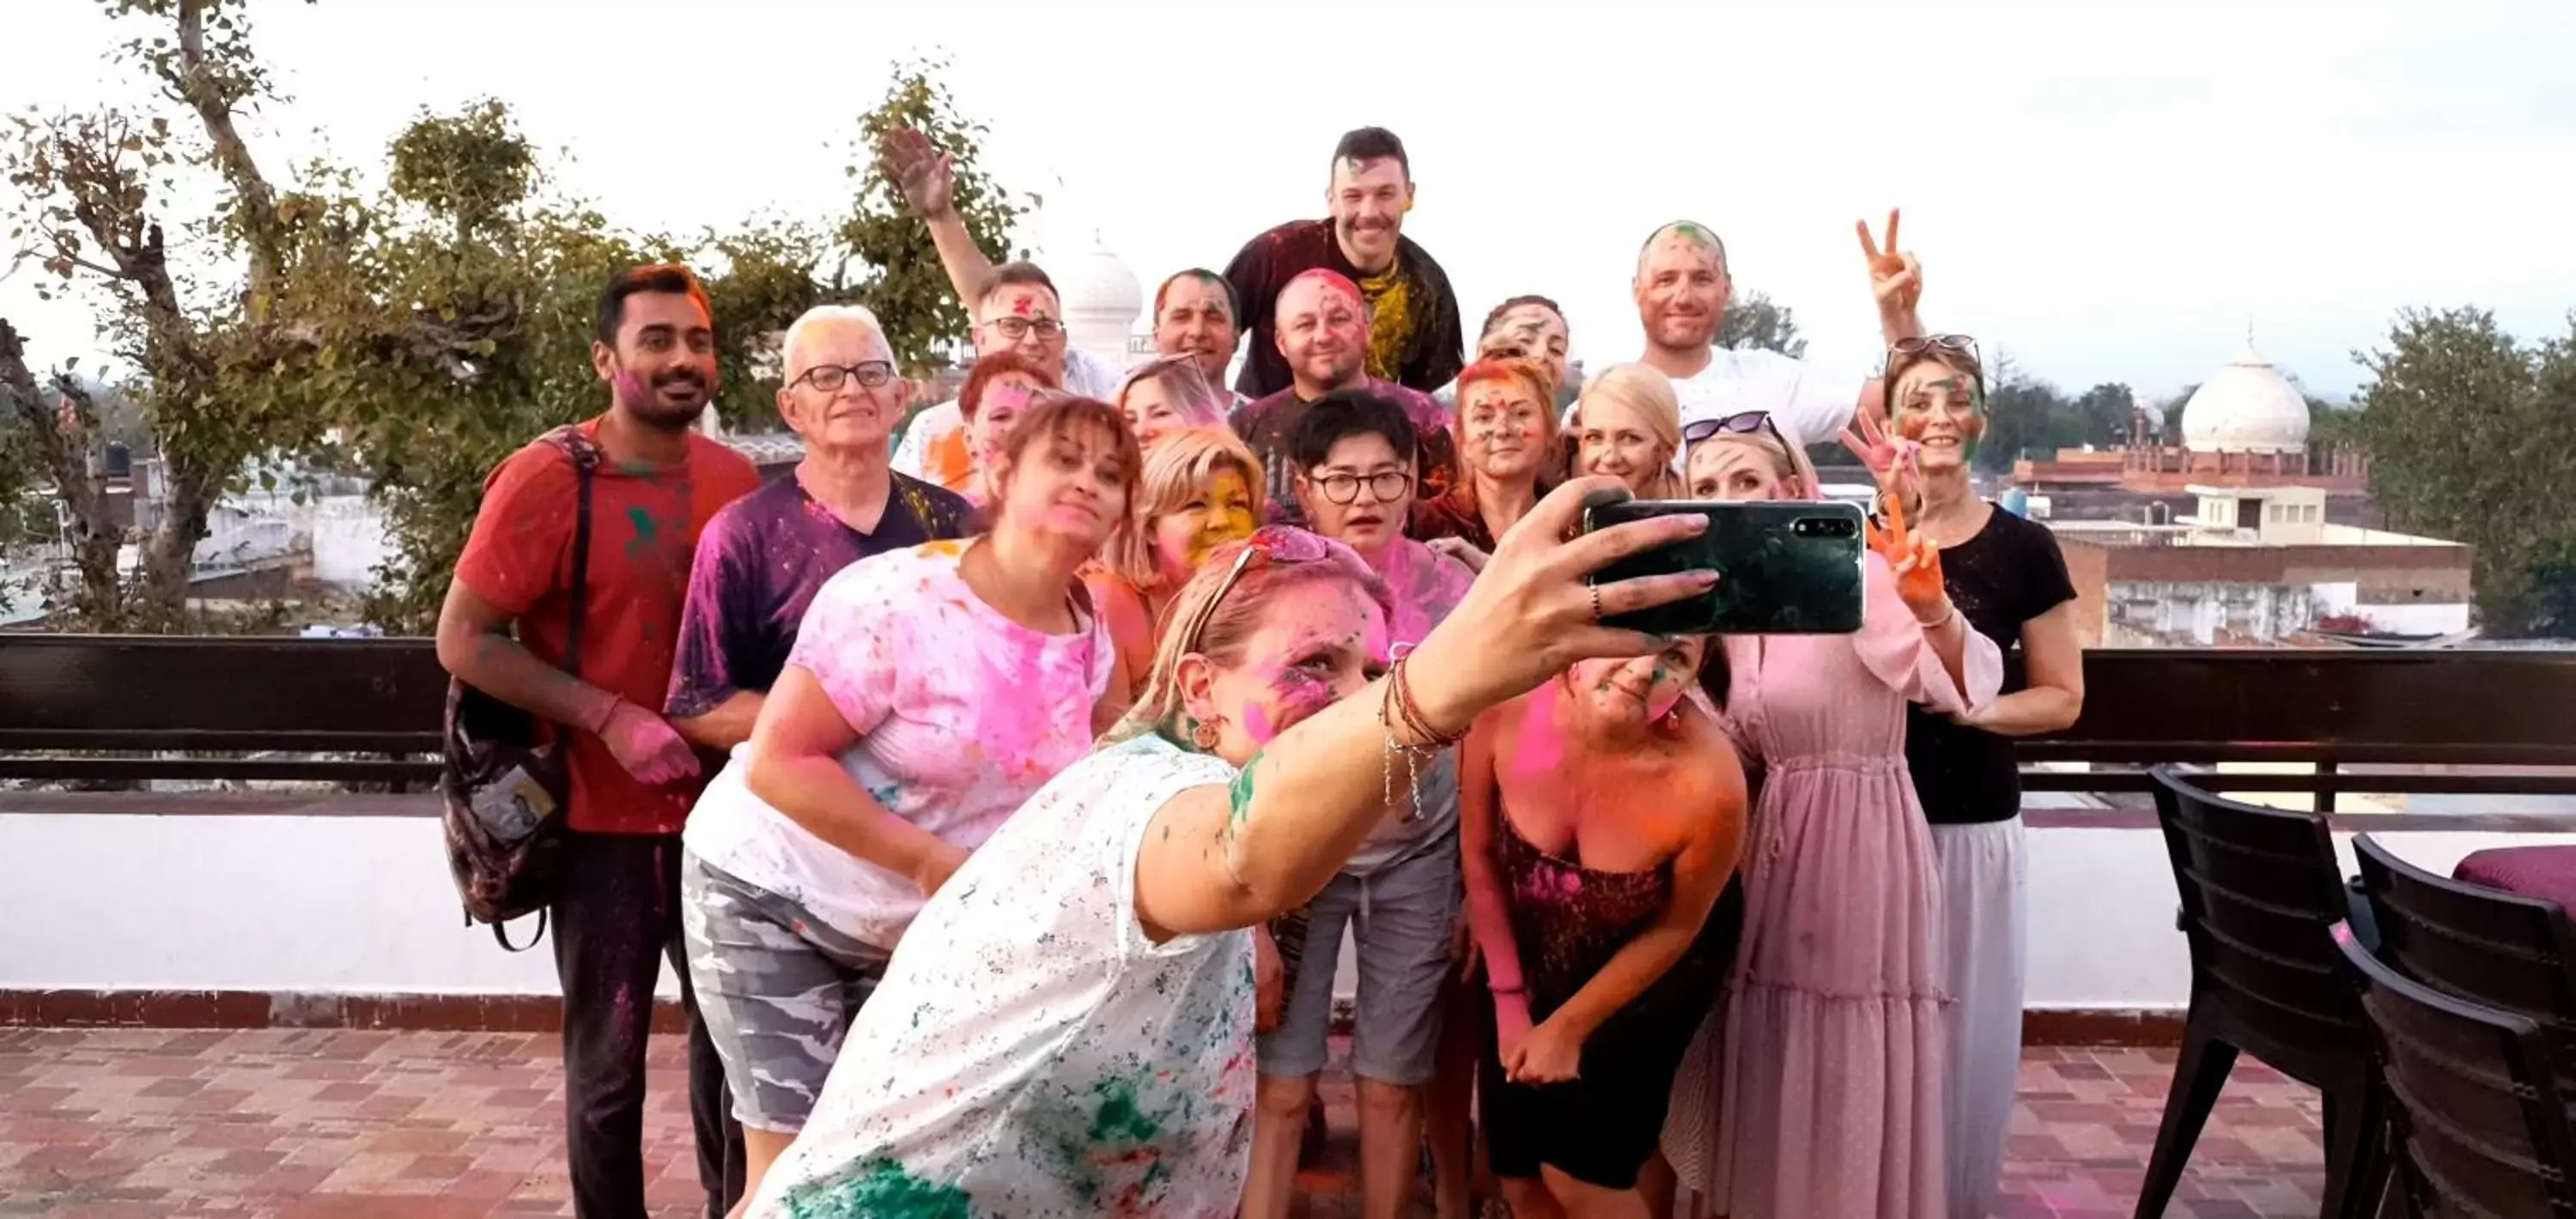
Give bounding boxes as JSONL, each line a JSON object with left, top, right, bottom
{"left": 665, "top": 472, "right": 974, "bottom": 719}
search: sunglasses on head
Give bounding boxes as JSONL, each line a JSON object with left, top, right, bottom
{"left": 1175, "top": 527, "right": 1337, "bottom": 655}
{"left": 1681, "top": 410, "right": 1783, "bottom": 447}
{"left": 1883, "top": 334, "right": 1980, "bottom": 378}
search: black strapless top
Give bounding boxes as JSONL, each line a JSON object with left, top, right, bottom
{"left": 1500, "top": 810, "right": 1674, "bottom": 1018}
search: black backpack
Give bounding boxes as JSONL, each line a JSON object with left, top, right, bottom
{"left": 439, "top": 427, "right": 600, "bottom": 951}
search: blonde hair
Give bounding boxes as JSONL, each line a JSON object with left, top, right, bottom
{"left": 1104, "top": 427, "right": 1263, "bottom": 591}
{"left": 1103, "top": 531, "right": 1391, "bottom": 748}
{"left": 1686, "top": 426, "right": 1823, "bottom": 502}
{"left": 1572, "top": 363, "right": 1686, "bottom": 498}
{"left": 1117, "top": 355, "right": 1230, "bottom": 430}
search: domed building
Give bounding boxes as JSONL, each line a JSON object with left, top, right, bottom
{"left": 2178, "top": 341, "right": 2310, "bottom": 455}
{"left": 2105, "top": 336, "right": 2368, "bottom": 493}
{"left": 1054, "top": 234, "right": 1143, "bottom": 372}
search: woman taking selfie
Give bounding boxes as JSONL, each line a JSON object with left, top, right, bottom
{"left": 1568, "top": 364, "right": 1686, "bottom": 500}
{"left": 1661, "top": 419, "right": 2000, "bottom": 1219}
{"left": 1880, "top": 336, "right": 2085, "bottom": 1219}
{"left": 1459, "top": 635, "right": 1745, "bottom": 1217}
{"left": 741, "top": 482, "right": 1718, "bottom": 1216}
{"left": 679, "top": 394, "right": 1135, "bottom": 1208}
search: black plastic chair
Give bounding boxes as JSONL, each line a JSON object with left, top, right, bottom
{"left": 2336, "top": 927, "right": 2576, "bottom": 1217}
{"left": 2354, "top": 832, "right": 2576, "bottom": 1095}
{"left": 2137, "top": 767, "right": 2390, "bottom": 1219}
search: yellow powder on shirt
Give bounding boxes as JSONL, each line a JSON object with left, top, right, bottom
{"left": 1358, "top": 263, "right": 1412, "bottom": 384}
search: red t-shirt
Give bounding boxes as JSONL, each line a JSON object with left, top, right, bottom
{"left": 453, "top": 417, "right": 761, "bottom": 834}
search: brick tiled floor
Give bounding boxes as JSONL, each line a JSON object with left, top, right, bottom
{"left": 0, "top": 1028, "right": 2324, "bottom": 1218}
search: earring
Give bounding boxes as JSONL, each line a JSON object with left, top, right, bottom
{"left": 1190, "top": 716, "right": 1224, "bottom": 750}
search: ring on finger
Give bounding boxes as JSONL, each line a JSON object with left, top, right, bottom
{"left": 1589, "top": 583, "right": 1603, "bottom": 622}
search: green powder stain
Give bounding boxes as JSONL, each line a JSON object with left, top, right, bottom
{"left": 781, "top": 1158, "right": 973, "bottom": 1219}
{"left": 1027, "top": 1070, "right": 1180, "bottom": 1209}
{"left": 625, "top": 506, "right": 662, "bottom": 557}
{"left": 1088, "top": 1076, "right": 1160, "bottom": 1144}
{"left": 1226, "top": 753, "right": 1260, "bottom": 829}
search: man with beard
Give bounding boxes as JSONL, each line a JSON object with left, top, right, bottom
{"left": 1632, "top": 218, "right": 1923, "bottom": 448}
{"left": 1231, "top": 269, "right": 1455, "bottom": 526}
{"left": 435, "top": 264, "right": 761, "bottom": 1219}
{"left": 1225, "top": 127, "right": 1464, "bottom": 400}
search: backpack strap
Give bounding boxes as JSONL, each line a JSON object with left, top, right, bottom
{"left": 539, "top": 427, "right": 604, "bottom": 673}
{"left": 492, "top": 910, "right": 547, "bottom": 953}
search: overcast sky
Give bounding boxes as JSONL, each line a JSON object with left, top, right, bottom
{"left": 5, "top": 0, "right": 2571, "bottom": 405}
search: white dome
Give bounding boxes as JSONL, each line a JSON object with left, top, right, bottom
{"left": 2179, "top": 340, "right": 2310, "bottom": 454}
{"left": 1057, "top": 236, "right": 1142, "bottom": 367}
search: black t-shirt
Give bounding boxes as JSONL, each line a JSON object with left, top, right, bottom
{"left": 1904, "top": 506, "right": 2076, "bottom": 825}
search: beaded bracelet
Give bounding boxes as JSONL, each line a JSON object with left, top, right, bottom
{"left": 1377, "top": 652, "right": 1462, "bottom": 822}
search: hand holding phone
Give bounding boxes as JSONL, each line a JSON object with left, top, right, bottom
{"left": 1580, "top": 493, "right": 1866, "bottom": 636}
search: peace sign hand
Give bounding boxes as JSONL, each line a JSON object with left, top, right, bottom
{"left": 1856, "top": 209, "right": 1923, "bottom": 317}
{"left": 876, "top": 125, "right": 957, "bottom": 219}
{"left": 1860, "top": 454, "right": 1950, "bottom": 624}
{"left": 1838, "top": 408, "right": 1917, "bottom": 488}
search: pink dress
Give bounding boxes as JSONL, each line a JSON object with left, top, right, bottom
{"left": 1662, "top": 554, "right": 2002, "bottom": 1219}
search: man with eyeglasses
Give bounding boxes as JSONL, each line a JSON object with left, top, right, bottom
{"left": 1231, "top": 270, "right": 1455, "bottom": 527}
{"left": 670, "top": 305, "right": 975, "bottom": 753}
{"left": 887, "top": 263, "right": 1124, "bottom": 490}
{"left": 1631, "top": 215, "right": 1926, "bottom": 451}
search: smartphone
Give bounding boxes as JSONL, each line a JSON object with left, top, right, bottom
{"left": 1581, "top": 499, "right": 1867, "bottom": 635}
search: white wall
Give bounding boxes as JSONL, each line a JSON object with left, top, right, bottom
{"left": 4, "top": 810, "right": 2570, "bottom": 1011}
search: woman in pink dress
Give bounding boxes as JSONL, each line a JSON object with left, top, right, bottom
{"left": 1660, "top": 414, "right": 2001, "bottom": 1219}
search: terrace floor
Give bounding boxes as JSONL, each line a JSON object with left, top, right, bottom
{"left": 0, "top": 1027, "right": 2324, "bottom": 1218}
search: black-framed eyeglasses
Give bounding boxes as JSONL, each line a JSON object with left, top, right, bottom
{"left": 1306, "top": 470, "right": 1412, "bottom": 506}
{"left": 983, "top": 316, "right": 1065, "bottom": 342}
{"left": 1681, "top": 410, "right": 1783, "bottom": 447}
{"left": 1883, "top": 334, "right": 1979, "bottom": 378}
{"left": 792, "top": 362, "right": 896, "bottom": 393}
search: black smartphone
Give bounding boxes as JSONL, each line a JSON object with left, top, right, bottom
{"left": 1580, "top": 498, "right": 1867, "bottom": 635}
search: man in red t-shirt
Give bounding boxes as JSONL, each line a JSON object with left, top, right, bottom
{"left": 435, "top": 264, "right": 761, "bottom": 1219}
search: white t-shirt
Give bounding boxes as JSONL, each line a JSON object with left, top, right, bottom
{"left": 746, "top": 732, "right": 1255, "bottom": 1218}
{"left": 891, "top": 348, "right": 1127, "bottom": 482}
{"left": 682, "top": 539, "right": 1113, "bottom": 949}
{"left": 1669, "top": 346, "right": 1861, "bottom": 451}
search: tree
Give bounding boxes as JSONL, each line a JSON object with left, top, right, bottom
{"left": 1973, "top": 353, "right": 2072, "bottom": 473}
{"left": 1718, "top": 289, "right": 1807, "bottom": 359}
{"left": 2351, "top": 306, "right": 2576, "bottom": 635}
{"left": 841, "top": 58, "right": 1025, "bottom": 375}
{"left": 2067, "top": 382, "right": 2136, "bottom": 448}
{"left": 3, "top": 0, "right": 351, "bottom": 631}
{"left": 700, "top": 218, "right": 844, "bottom": 435}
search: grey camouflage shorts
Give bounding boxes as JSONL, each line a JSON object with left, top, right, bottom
{"left": 680, "top": 852, "right": 890, "bottom": 1132}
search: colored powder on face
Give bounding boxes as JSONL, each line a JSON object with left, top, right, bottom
{"left": 1242, "top": 700, "right": 1277, "bottom": 745}
{"left": 783, "top": 1158, "right": 972, "bottom": 1219}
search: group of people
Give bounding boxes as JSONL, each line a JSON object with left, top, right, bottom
{"left": 435, "top": 124, "right": 2087, "bottom": 1219}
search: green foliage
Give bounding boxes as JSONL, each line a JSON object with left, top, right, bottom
{"left": 841, "top": 57, "right": 1025, "bottom": 374}
{"left": 387, "top": 98, "right": 533, "bottom": 241}
{"left": 2352, "top": 306, "right": 2576, "bottom": 636}
{"left": 1970, "top": 355, "right": 2139, "bottom": 472}
{"left": 701, "top": 219, "right": 845, "bottom": 435}
{"left": 1717, "top": 290, "right": 1807, "bottom": 360}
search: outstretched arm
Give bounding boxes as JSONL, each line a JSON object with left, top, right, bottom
{"left": 1131, "top": 480, "right": 1718, "bottom": 940}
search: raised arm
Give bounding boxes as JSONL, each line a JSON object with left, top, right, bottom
{"left": 1132, "top": 479, "right": 1718, "bottom": 939}
{"left": 1850, "top": 209, "right": 1929, "bottom": 427}
{"left": 879, "top": 127, "right": 998, "bottom": 312}
{"left": 1504, "top": 749, "right": 1746, "bottom": 1083}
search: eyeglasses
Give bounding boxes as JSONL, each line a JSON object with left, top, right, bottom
{"left": 1307, "top": 470, "right": 1413, "bottom": 506}
{"left": 983, "top": 316, "right": 1065, "bottom": 342}
{"left": 1176, "top": 527, "right": 1335, "bottom": 656}
{"left": 792, "top": 362, "right": 896, "bottom": 393}
{"left": 1680, "top": 410, "right": 1782, "bottom": 447}
{"left": 1883, "top": 334, "right": 1979, "bottom": 376}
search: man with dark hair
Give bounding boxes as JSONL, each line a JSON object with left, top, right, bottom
{"left": 1230, "top": 270, "right": 1455, "bottom": 527}
{"left": 1246, "top": 387, "right": 1473, "bottom": 1219}
{"left": 436, "top": 264, "right": 762, "bottom": 1219}
{"left": 1151, "top": 268, "right": 1243, "bottom": 393}
{"left": 1223, "top": 126, "right": 1463, "bottom": 399}
{"left": 888, "top": 259, "right": 1124, "bottom": 488}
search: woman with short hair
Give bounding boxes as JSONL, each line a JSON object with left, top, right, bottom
{"left": 1117, "top": 353, "right": 1233, "bottom": 452}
